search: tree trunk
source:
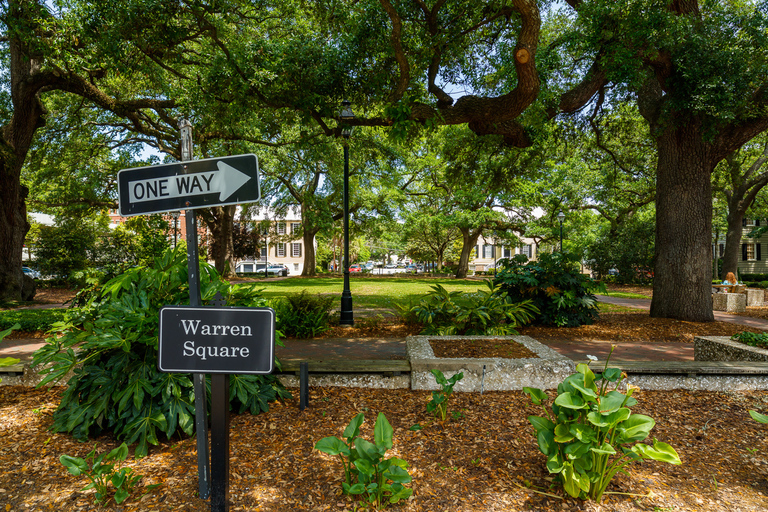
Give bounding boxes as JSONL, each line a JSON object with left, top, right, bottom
{"left": 650, "top": 124, "right": 715, "bottom": 321}
{"left": 721, "top": 208, "right": 744, "bottom": 279}
{"left": 455, "top": 228, "right": 482, "bottom": 279}
{"left": 202, "top": 205, "right": 236, "bottom": 277}
{"left": 301, "top": 228, "right": 318, "bottom": 276}
{"left": 0, "top": 175, "right": 30, "bottom": 302}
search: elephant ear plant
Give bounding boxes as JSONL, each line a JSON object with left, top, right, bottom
{"left": 523, "top": 353, "right": 681, "bottom": 502}
{"left": 315, "top": 412, "right": 412, "bottom": 509}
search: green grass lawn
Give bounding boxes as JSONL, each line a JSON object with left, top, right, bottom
{"left": 239, "top": 276, "right": 490, "bottom": 311}
{"left": 595, "top": 290, "right": 651, "bottom": 300}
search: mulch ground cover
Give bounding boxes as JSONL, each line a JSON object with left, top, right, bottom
{"left": 520, "top": 312, "right": 765, "bottom": 344}
{"left": 3, "top": 385, "right": 768, "bottom": 511}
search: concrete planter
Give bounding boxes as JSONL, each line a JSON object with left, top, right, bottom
{"left": 407, "top": 335, "right": 575, "bottom": 391}
{"left": 695, "top": 336, "right": 768, "bottom": 362}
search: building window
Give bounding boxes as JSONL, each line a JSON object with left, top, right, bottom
{"left": 483, "top": 245, "right": 493, "bottom": 258}
{"left": 294, "top": 263, "right": 300, "bottom": 272}
{"left": 521, "top": 245, "right": 532, "bottom": 257}
{"left": 291, "top": 222, "right": 301, "bottom": 235}
{"left": 277, "top": 222, "right": 286, "bottom": 235}
{"left": 475, "top": 245, "right": 479, "bottom": 258}
{"left": 277, "top": 243, "right": 286, "bottom": 257}
{"left": 743, "top": 243, "right": 762, "bottom": 261}
{"left": 503, "top": 247, "right": 511, "bottom": 258}
{"left": 292, "top": 243, "right": 302, "bottom": 258}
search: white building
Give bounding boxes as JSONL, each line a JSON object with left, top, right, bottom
{"left": 469, "top": 234, "right": 538, "bottom": 272}
{"left": 236, "top": 208, "right": 314, "bottom": 276}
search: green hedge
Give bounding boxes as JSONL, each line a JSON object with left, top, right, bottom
{"left": 741, "top": 274, "right": 768, "bottom": 282}
{"left": 0, "top": 308, "right": 69, "bottom": 332}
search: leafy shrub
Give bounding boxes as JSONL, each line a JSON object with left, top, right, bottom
{"left": 741, "top": 273, "right": 768, "bottom": 282}
{"left": 732, "top": 331, "right": 768, "bottom": 348}
{"left": 0, "top": 308, "right": 69, "bottom": 332}
{"left": 273, "top": 291, "right": 335, "bottom": 338}
{"left": 315, "top": 412, "right": 412, "bottom": 508}
{"left": 761, "top": 281, "right": 768, "bottom": 289}
{"left": 33, "top": 246, "right": 290, "bottom": 457}
{"left": 408, "top": 281, "right": 538, "bottom": 335}
{"left": 494, "top": 253, "right": 604, "bottom": 327}
{"left": 60, "top": 443, "right": 160, "bottom": 505}
{"left": 426, "top": 369, "right": 463, "bottom": 421}
{"left": 0, "top": 324, "right": 21, "bottom": 382}
{"left": 524, "top": 352, "right": 681, "bottom": 502}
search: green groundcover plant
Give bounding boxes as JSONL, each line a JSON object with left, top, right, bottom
{"left": 732, "top": 331, "right": 768, "bottom": 348}
{"left": 0, "top": 324, "right": 21, "bottom": 383}
{"left": 60, "top": 442, "right": 160, "bottom": 506}
{"left": 523, "top": 351, "right": 681, "bottom": 502}
{"left": 0, "top": 308, "right": 68, "bottom": 332}
{"left": 273, "top": 290, "right": 335, "bottom": 338}
{"left": 426, "top": 369, "right": 463, "bottom": 421}
{"left": 33, "top": 246, "right": 291, "bottom": 457}
{"left": 408, "top": 280, "right": 538, "bottom": 335}
{"left": 315, "top": 412, "right": 412, "bottom": 509}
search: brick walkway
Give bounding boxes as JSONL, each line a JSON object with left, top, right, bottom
{"left": 3, "top": 296, "right": 767, "bottom": 367}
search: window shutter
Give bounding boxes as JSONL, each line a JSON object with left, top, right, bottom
{"left": 758, "top": 243, "right": 762, "bottom": 261}
{"left": 743, "top": 244, "right": 748, "bottom": 261}
{"left": 743, "top": 218, "right": 748, "bottom": 227}
{"left": 758, "top": 219, "right": 762, "bottom": 227}
{"left": 475, "top": 246, "right": 479, "bottom": 258}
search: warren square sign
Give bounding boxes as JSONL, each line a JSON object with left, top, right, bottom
{"left": 158, "top": 306, "right": 275, "bottom": 374}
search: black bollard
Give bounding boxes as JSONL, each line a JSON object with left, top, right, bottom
{"left": 299, "top": 362, "right": 309, "bottom": 411}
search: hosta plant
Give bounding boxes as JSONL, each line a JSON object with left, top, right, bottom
{"left": 426, "top": 369, "right": 463, "bottom": 421}
{"left": 523, "top": 354, "right": 681, "bottom": 502}
{"left": 60, "top": 442, "right": 160, "bottom": 505}
{"left": 315, "top": 412, "right": 412, "bottom": 509}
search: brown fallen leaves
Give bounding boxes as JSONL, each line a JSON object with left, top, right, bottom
{"left": 3, "top": 385, "right": 768, "bottom": 512}
{"left": 520, "top": 312, "right": 765, "bottom": 344}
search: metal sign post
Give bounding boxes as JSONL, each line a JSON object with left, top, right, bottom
{"left": 120, "top": 121, "right": 265, "bottom": 512}
{"left": 179, "top": 119, "right": 211, "bottom": 500}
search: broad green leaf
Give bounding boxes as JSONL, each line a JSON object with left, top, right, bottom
{"left": 523, "top": 387, "right": 548, "bottom": 405}
{"left": 528, "top": 415, "right": 555, "bottom": 433}
{"left": 59, "top": 455, "right": 88, "bottom": 476}
{"left": 616, "top": 414, "right": 655, "bottom": 443}
{"left": 314, "top": 437, "right": 350, "bottom": 457}
{"left": 599, "top": 390, "right": 631, "bottom": 414}
{"left": 374, "top": 413, "right": 393, "bottom": 450}
{"left": 554, "top": 423, "right": 575, "bottom": 443}
{"left": 343, "top": 413, "right": 365, "bottom": 440}
{"left": 633, "top": 439, "right": 682, "bottom": 465}
{"left": 588, "top": 407, "right": 631, "bottom": 428}
{"left": 590, "top": 442, "right": 617, "bottom": 455}
{"left": 570, "top": 423, "right": 596, "bottom": 442}
{"left": 554, "top": 392, "right": 588, "bottom": 410}
{"left": 600, "top": 367, "right": 623, "bottom": 383}
{"left": 750, "top": 410, "right": 768, "bottom": 424}
{"left": 537, "top": 429, "right": 556, "bottom": 456}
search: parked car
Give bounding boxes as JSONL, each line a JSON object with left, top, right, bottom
{"left": 405, "top": 264, "right": 418, "bottom": 273}
{"left": 349, "top": 264, "right": 362, "bottom": 273}
{"left": 268, "top": 264, "right": 290, "bottom": 277}
{"left": 22, "top": 267, "right": 40, "bottom": 279}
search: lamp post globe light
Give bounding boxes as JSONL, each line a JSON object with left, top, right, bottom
{"left": 339, "top": 100, "right": 355, "bottom": 326}
{"left": 557, "top": 210, "right": 566, "bottom": 252}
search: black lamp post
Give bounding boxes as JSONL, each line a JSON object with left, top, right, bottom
{"left": 557, "top": 210, "right": 566, "bottom": 252}
{"left": 339, "top": 100, "right": 355, "bottom": 326}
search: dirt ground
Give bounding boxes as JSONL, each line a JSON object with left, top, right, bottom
{"left": 3, "top": 285, "right": 768, "bottom": 511}
{"left": 2, "top": 386, "right": 768, "bottom": 511}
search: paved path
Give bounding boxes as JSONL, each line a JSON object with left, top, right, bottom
{"left": 3, "top": 296, "right": 768, "bottom": 367}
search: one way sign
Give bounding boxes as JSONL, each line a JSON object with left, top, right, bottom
{"left": 118, "top": 154, "right": 260, "bottom": 216}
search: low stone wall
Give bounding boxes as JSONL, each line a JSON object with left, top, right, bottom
{"left": 407, "top": 335, "right": 575, "bottom": 391}
{"left": 712, "top": 293, "right": 746, "bottom": 313}
{"left": 624, "top": 374, "right": 768, "bottom": 391}
{"left": 694, "top": 336, "right": 768, "bottom": 362}
{"left": 278, "top": 373, "right": 409, "bottom": 390}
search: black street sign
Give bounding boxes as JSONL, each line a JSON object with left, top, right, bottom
{"left": 158, "top": 306, "right": 275, "bottom": 374}
{"left": 118, "top": 154, "right": 260, "bottom": 216}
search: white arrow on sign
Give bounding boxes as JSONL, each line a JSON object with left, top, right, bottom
{"left": 127, "top": 161, "right": 252, "bottom": 204}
